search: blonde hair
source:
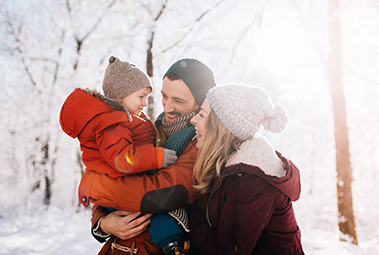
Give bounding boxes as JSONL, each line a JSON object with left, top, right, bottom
{"left": 193, "top": 108, "right": 243, "bottom": 195}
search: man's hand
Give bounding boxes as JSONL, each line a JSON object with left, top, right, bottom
{"left": 100, "top": 210, "right": 152, "bottom": 240}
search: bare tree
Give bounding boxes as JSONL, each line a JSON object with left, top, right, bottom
{"left": 144, "top": 0, "right": 226, "bottom": 119}
{"left": 1, "top": 3, "right": 58, "bottom": 205}
{"left": 65, "top": 0, "right": 117, "bottom": 70}
{"left": 290, "top": 0, "right": 357, "bottom": 244}
{"left": 325, "top": 0, "right": 357, "bottom": 244}
{"left": 0, "top": 0, "right": 121, "bottom": 207}
{"left": 145, "top": 0, "right": 168, "bottom": 118}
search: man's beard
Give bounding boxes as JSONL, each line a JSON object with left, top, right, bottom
{"left": 164, "top": 110, "right": 182, "bottom": 122}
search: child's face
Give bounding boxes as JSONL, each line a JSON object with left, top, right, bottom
{"left": 121, "top": 87, "right": 151, "bottom": 116}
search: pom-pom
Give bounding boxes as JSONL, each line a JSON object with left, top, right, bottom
{"left": 108, "top": 55, "right": 116, "bottom": 64}
{"left": 262, "top": 103, "right": 289, "bottom": 133}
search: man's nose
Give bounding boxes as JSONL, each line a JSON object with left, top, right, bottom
{"left": 164, "top": 100, "right": 174, "bottom": 112}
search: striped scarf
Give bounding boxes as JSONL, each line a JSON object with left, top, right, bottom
{"left": 153, "top": 112, "right": 197, "bottom": 232}
{"left": 155, "top": 112, "right": 196, "bottom": 148}
{"left": 161, "top": 112, "right": 196, "bottom": 138}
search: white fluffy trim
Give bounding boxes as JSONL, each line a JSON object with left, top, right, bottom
{"left": 226, "top": 134, "right": 286, "bottom": 177}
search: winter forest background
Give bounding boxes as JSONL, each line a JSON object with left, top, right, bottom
{"left": 0, "top": 0, "right": 379, "bottom": 254}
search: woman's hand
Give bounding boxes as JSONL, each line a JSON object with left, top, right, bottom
{"left": 100, "top": 210, "right": 152, "bottom": 240}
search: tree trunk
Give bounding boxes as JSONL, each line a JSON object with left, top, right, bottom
{"left": 145, "top": 2, "right": 167, "bottom": 120}
{"left": 326, "top": 0, "right": 357, "bottom": 244}
{"left": 146, "top": 32, "right": 155, "bottom": 120}
{"left": 41, "top": 140, "right": 51, "bottom": 205}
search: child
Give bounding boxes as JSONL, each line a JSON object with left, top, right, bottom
{"left": 60, "top": 56, "right": 177, "bottom": 179}
{"left": 60, "top": 56, "right": 186, "bottom": 255}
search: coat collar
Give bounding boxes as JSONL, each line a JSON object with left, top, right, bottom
{"left": 225, "top": 134, "right": 286, "bottom": 178}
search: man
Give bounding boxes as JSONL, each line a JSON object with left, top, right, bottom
{"left": 78, "top": 58, "right": 216, "bottom": 255}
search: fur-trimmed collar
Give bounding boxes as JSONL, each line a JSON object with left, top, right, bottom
{"left": 80, "top": 87, "right": 132, "bottom": 121}
{"left": 225, "top": 134, "right": 286, "bottom": 178}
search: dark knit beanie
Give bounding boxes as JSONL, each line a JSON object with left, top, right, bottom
{"left": 164, "top": 58, "right": 216, "bottom": 106}
{"left": 102, "top": 56, "right": 153, "bottom": 100}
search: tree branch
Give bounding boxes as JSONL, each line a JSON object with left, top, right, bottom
{"left": 67, "top": 0, "right": 117, "bottom": 70}
{"left": 160, "top": 0, "right": 226, "bottom": 54}
{"left": 231, "top": 0, "right": 270, "bottom": 62}
{"left": 2, "top": 8, "right": 37, "bottom": 86}
{"left": 349, "top": 71, "right": 379, "bottom": 86}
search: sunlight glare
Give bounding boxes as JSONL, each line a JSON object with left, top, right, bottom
{"left": 254, "top": 10, "right": 313, "bottom": 75}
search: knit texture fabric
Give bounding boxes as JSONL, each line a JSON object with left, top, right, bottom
{"left": 161, "top": 112, "right": 196, "bottom": 138}
{"left": 102, "top": 55, "right": 153, "bottom": 100}
{"left": 168, "top": 208, "right": 190, "bottom": 232}
{"left": 164, "top": 58, "right": 216, "bottom": 106}
{"left": 154, "top": 112, "right": 196, "bottom": 155}
{"left": 207, "top": 84, "right": 289, "bottom": 141}
{"left": 153, "top": 112, "right": 196, "bottom": 237}
{"left": 164, "top": 126, "right": 196, "bottom": 157}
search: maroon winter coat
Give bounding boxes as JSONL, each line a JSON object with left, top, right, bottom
{"left": 188, "top": 135, "right": 304, "bottom": 255}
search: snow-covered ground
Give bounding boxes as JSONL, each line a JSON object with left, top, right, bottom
{"left": 0, "top": 205, "right": 377, "bottom": 255}
{"left": 0, "top": 207, "right": 102, "bottom": 255}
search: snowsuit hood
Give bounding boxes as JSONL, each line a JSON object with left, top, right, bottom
{"left": 60, "top": 88, "right": 129, "bottom": 139}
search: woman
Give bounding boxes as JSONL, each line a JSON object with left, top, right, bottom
{"left": 188, "top": 84, "right": 304, "bottom": 255}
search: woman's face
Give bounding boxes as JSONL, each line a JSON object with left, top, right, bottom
{"left": 190, "top": 98, "right": 211, "bottom": 149}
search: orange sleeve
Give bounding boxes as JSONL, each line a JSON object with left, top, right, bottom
{"left": 155, "top": 147, "right": 164, "bottom": 169}
{"left": 113, "top": 143, "right": 159, "bottom": 174}
{"left": 93, "top": 113, "right": 160, "bottom": 174}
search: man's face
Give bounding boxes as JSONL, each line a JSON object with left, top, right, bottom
{"left": 161, "top": 77, "right": 198, "bottom": 122}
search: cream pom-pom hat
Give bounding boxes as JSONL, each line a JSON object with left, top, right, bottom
{"left": 206, "top": 84, "right": 289, "bottom": 141}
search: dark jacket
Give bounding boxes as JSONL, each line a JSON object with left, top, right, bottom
{"left": 189, "top": 135, "right": 304, "bottom": 255}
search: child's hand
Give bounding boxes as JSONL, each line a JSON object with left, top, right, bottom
{"left": 162, "top": 148, "right": 177, "bottom": 168}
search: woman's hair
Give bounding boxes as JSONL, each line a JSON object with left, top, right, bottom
{"left": 192, "top": 107, "right": 243, "bottom": 195}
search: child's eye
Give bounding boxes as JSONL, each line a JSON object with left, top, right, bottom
{"left": 199, "top": 113, "right": 204, "bottom": 118}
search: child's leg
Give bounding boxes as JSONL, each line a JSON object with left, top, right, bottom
{"left": 149, "top": 213, "right": 185, "bottom": 254}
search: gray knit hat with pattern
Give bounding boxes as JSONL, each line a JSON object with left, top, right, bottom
{"left": 207, "top": 84, "right": 289, "bottom": 141}
{"left": 102, "top": 56, "right": 153, "bottom": 100}
{"left": 164, "top": 58, "right": 216, "bottom": 106}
